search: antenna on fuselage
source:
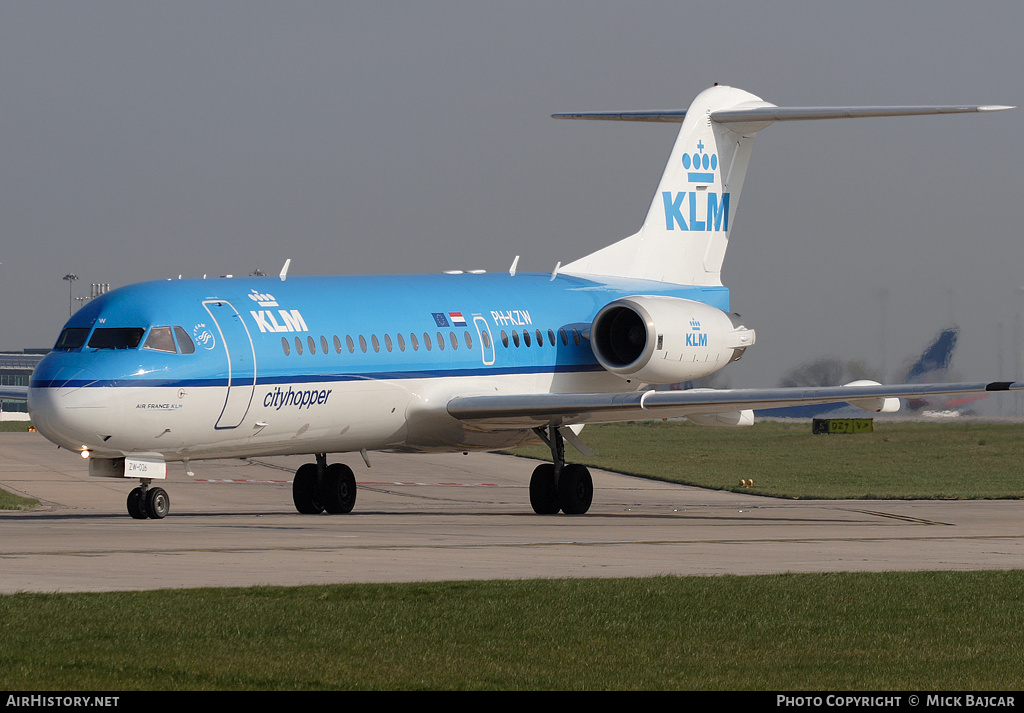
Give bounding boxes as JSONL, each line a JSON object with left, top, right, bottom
{"left": 509, "top": 255, "right": 519, "bottom": 277}
{"left": 279, "top": 258, "right": 291, "bottom": 282}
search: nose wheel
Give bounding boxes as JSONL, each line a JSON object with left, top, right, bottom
{"left": 127, "top": 482, "right": 170, "bottom": 520}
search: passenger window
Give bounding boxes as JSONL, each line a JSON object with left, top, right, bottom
{"left": 174, "top": 326, "right": 196, "bottom": 354}
{"left": 308, "top": 336, "right": 317, "bottom": 354}
{"left": 282, "top": 337, "right": 290, "bottom": 355}
{"left": 481, "top": 331, "right": 491, "bottom": 349}
{"left": 449, "top": 332, "right": 458, "bottom": 350}
{"left": 385, "top": 334, "right": 393, "bottom": 352}
{"left": 572, "top": 329, "right": 581, "bottom": 345}
{"left": 346, "top": 335, "right": 355, "bottom": 354}
{"left": 334, "top": 335, "right": 342, "bottom": 354}
{"left": 512, "top": 331, "right": 520, "bottom": 347}
{"left": 143, "top": 327, "right": 176, "bottom": 353}
{"left": 89, "top": 328, "right": 145, "bottom": 350}
{"left": 410, "top": 333, "right": 419, "bottom": 351}
{"left": 463, "top": 331, "right": 473, "bottom": 350}
{"left": 536, "top": 329, "right": 544, "bottom": 347}
{"left": 559, "top": 328, "right": 568, "bottom": 346}
{"left": 547, "top": 329, "right": 555, "bottom": 347}
{"left": 321, "top": 336, "right": 329, "bottom": 354}
{"left": 397, "top": 333, "right": 406, "bottom": 351}
{"left": 294, "top": 337, "right": 303, "bottom": 355}
{"left": 423, "top": 333, "right": 432, "bottom": 351}
{"left": 523, "top": 330, "right": 531, "bottom": 347}
{"left": 371, "top": 335, "right": 380, "bottom": 353}
{"left": 436, "top": 332, "right": 445, "bottom": 350}
{"left": 359, "top": 335, "right": 367, "bottom": 353}
{"left": 500, "top": 331, "right": 509, "bottom": 348}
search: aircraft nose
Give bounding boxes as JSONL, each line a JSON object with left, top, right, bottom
{"left": 29, "top": 369, "right": 124, "bottom": 454}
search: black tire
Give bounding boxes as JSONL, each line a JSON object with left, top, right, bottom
{"left": 292, "top": 463, "right": 324, "bottom": 514}
{"left": 529, "top": 463, "right": 560, "bottom": 514}
{"left": 127, "top": 487, "right": 147, "bottom": 519}
{"left": 144, "top": 487, "right": 170, "bottom": 519}
{"left": 557, "top": 464, "right": 593, "bottom": 515}
{"left": 322, "top": 463, "right": 357, "bottom": 514}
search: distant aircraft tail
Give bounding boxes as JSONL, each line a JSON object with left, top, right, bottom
{"left": 904, "top": 327, "right": 959, "bottom": 383}
{"left": 557, "top": 86, "right": 1012, "bottom": 287}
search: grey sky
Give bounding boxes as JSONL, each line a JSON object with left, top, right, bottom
{"left": 2, "top": 2, "right": 1022, "bottom": 405}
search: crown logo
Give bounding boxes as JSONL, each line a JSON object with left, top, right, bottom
{"left": 248, "top": 289, "right": 279, "bottom": 308}
{"left": 682, "top": 139, "right": 717, "bottom": 183}
{"left": 690, "top": 318, "right": 702, "bottom": 331}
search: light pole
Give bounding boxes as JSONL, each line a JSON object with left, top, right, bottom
{"left": 62, "top": 274, "right": 78, "bottom": 316}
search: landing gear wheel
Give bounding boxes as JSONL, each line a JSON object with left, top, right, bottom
{"left": 292, "top": 463, "right": 324, "bottom": 514}
{"left": 144, "top": 487, "right": 170, "bottom": 519}
{"left": 322, "top": 463, "right": 357, "bottom": 514}
{"left": 127, "top": 487, "right": 147, "bottom": 519}
{"left": 557, "top": 464, "right": 593, "bottom": 515}
{"left": 529, "top": 463, "right": 560, "bottom": 515}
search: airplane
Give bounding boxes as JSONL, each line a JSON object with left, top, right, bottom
{"left": 4, "top": 85, "right": 1018, "bottom": 520}
{"left": 757, "top": 327, "right": 963, "bottom": 419}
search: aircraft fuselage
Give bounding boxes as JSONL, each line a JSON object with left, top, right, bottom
{"left": 29, "top": 272, "right": 732, "bottom": 462}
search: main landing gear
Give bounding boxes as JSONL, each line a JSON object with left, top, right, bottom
{"left": 127, "top": 481, "right": 170, "bottom": 520}
{"left": 292, "top": 453, "right": 357, "bottom": 515}
{"left": 529, "top": 426, "right": 593, "bottom": 515}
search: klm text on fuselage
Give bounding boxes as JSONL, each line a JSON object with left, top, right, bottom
{"left": 662, "top": 191, "right": 729, "bottom": 231}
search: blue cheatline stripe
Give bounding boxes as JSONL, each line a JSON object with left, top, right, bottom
{"left": 30, "top": 363, "right": 608, "bottom": 390}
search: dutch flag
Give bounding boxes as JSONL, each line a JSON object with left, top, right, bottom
{"left": 448, "top": 312, "right": 467, "bottom": 327}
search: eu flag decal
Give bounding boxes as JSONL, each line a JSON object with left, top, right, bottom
{"left": 432, "top": 312, "right": 450, "bottom": 327}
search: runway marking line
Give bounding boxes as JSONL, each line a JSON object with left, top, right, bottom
{"left": 4, "top": 534, "right": 1023, "bottom": 558}
{"left": 849, "top": 509, "right": 954, "bottom": 526}
{"left": 193, "top": 479, "right": 499, "bottom": 487}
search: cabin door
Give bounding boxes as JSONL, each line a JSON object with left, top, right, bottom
{"left": 203, "top": 300, "right": 257, "bottom": 429}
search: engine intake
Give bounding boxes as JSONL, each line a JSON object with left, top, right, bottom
{"left": 590, "top": 296, "right": 754, "bottom": 384}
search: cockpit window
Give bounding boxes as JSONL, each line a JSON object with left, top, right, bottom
{"left": 141, "top": 326, "right": 197, "bottom": 354}
{"left": 88, "top": 328, "right": 145, "bottom": 350}
{"left": 173, "top": 327, "right": 195, "bottom": 354}
{"left": 143, "top": 327, "right": 176, "bottom": 353}
{"left": 54, "top": 328, "right": 90, "bottom": 351}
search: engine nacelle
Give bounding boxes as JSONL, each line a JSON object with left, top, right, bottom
{"left": 590, "top": 296, "right": 755, "bottom": 384}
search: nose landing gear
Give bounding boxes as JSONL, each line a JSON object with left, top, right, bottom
{"left": 127, "top": 481, "right": 170, "bottom": 520}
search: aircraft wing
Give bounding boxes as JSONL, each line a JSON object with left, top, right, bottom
{"left": 0, "top": 386, "right": 28, "bottom": 401}
{"left": 447, "top": 381, "right": 1019, "bottom": 429}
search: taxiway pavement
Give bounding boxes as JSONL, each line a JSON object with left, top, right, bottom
{"left": 1, "top": 432, "right": 1021, "bottom": 592}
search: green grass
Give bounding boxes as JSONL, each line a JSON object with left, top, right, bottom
{"left": 0, "top": 420, "right": 32, "bottom": 432}
{"left": 0, "top": 421, "right": 39, "bottom": 508}
{"left": 506, "top": 420, "right": 1024, "bottom": 499}
{"left": 1, "top": 571, "right": 1022, "bottom": 690}
{"left": 0, "top": 488, "right": 37, "bottom": 511}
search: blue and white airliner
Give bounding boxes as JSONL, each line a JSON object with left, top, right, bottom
{"left": 6, "top": 85, "right": 1018, "bottom": 520}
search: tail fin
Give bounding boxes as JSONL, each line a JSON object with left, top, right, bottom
{"left": 558, "top": 86, "right": 1012, "bottom": 286}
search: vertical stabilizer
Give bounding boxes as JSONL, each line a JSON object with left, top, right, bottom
{"left": 557, "top": 87, "right": 1011, "bottom": 286}
{"left": 561, "top": 86, "right": 772, "bottom": 286}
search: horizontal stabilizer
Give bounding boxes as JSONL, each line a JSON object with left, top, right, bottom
{"left": 553, "top": 104, "right": 1014, "bottom": 125}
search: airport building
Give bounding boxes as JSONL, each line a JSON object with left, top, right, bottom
{"left": 0, "top": 350, "right": 45, "bottom": 419}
